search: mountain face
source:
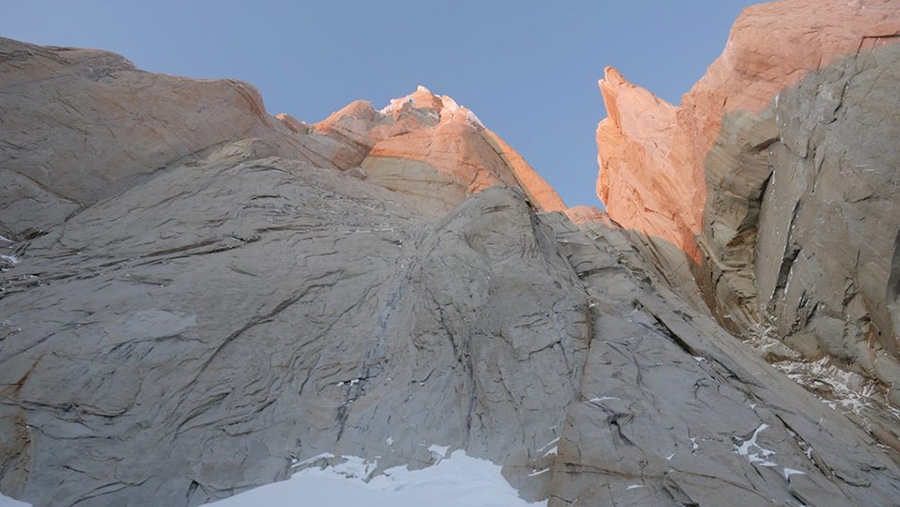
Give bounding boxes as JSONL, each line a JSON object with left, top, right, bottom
{"left": 1, "top": 1, "right": 900, "bottom": 506}
{"left": 597, "top": 0, "right": 900, "bottom": 407}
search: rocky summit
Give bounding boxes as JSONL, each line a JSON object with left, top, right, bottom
{"left": 2, "top": 1, "right": 900, "bottom": 506}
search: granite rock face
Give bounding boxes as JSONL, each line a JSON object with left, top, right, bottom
{"left": 311, "top": 85, "right": 567, "bottom": 214}
{"left": 596, "top": 0, "right": 900, "bottom": 432}
{"left": 0, "top": 40, "right": 563, "bottom": 241}
{"left": 3, "top": 15, "right": 900, "bottom": 507}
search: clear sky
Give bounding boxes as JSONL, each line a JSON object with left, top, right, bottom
{"left": 2, "top": 1, "right": 759, "bottom": 208}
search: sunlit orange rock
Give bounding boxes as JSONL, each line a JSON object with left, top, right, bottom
{"left": 596, "top": 0, "right": 900, "bottom": 262}
{"left": 563, "top": 205, "right": 618, "bottom": 228}
{"left": 311, "top": 86, "right": 566, "bottom": 212}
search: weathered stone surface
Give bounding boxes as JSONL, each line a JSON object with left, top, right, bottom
{"left": 4, "top": 150, "right": 899, "bottom": 505}
{"left": 694, "top": 7, "right": 900, "bottom": 418}
{"left": 313, "top": 85, "right": 567, "bottom": 214}
{"left": 596, "top": 67, "right": 700, "bottom": 262}
{"left": 3, "top": 22, "right": 900, "bottom": 507}
{"left": 546, "top": 215, "right": 900, "bottom": 506}
{"left": 595, "top": 0, "right": 900, "bottom": 425}
{"left": 597, "top": 0, "right": 900, "bottom": 262}
{"left": 0, "top": 39, "right": 562, "bottom": 242}
{"left": 755, "top": 43, "right": 900, "bottom": 403}
{"left": 0, "top": 37, "right": 318, "bottom": 240}
{"left": 562, "top": 205, "right": 616, "bottom": 228}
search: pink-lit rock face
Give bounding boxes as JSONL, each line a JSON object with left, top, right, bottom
{"left": 563, "top": 205, "right": 618, "bottom": 228}
{"left": 311, "top": 86, "right": 566, "bottom": 213}
{"left": 596, "top": 0, "right": 900, "bottom": 262}
{"left": 596, "top": 0, "right": 900, "bottom": 398}
{"left": 596, "top": 67, "right": 698, "bottom": 261}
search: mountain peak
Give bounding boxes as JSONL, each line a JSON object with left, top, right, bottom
{"left": 377, "top": 86, "right": 485, "bottom": 130}
{"left": 311, "top": 85, "right": 565, "bottom": 213}
{"left": 3, "top": 2, "right": 900, "bottom": 505}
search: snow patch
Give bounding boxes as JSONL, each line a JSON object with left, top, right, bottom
{"left": 626, "top": 484, "right": 644, "bottom": 490}
{"left": 538, "top": 437, "right": 559, "bottom": 458}
{"left": 290, "top": 452, "right": 335, "bottom": 469}
{"left": 0, "top": 493, "right": 30, "bottom": 507}
{"left": 588, "top": 396, "right": 621, "bottom": 403}
{"left": 435, "top": 94, "right": 484, "bottom": 128}
{"left": 773, "top": 357, "right": 876, "bottom": 416}
{"left": 429, "top": 444, "right": 450, "bottom": 461}
{"left": 0, "top": 492, "right": 30, "bottom": 507}
{"left": 783, "top": 468, "right": 805, "bottom": 480}
{"left": 465, "top": 110, "right": 485, "bottom": 129}
{"left": 210, "top": 451, "right": 543, "bottom": 506}
{"left": 441, "top": 95, "right": 460, "bottom": 112}
{"left": 330, "top": 455, "right": 379, "bottom": 480}
{"left": 0, "top": 255, "right": 20, "bottom": 264}
{"left": 379, "top": 96, "right": 412, "bottom": 115}
{"left": 734, "top": 423, "right": 777, "bottom": 467}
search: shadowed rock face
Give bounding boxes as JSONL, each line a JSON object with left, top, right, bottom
{"left": 595, "top": 0, "right": 900, "bottom": 437}
{"left": 3, "top": 14, "right": 900, "bottom": 507}
{"left": 711, "top": 43, "right": 900, "bottom": 392}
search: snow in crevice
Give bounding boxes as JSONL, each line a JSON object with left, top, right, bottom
{"left": 538, "top": 437, "right": 559, "bottom": 458}
{"left": 588, "top": 395, "right": 621, "bottom": 403}
{"left": 785, "top": 428, "right": 815, "bottom": 463}
{"left": 290, "top": 452, "right": 335, "bottom": 469}
{"left": 773, "top": 357, "right": 878, "bottom": 416}
{"left": 734, "top": 423, "right": 777, "bottom": 467}
{"left": 0, "top": 254, "right": 20, "bottom": 265}
{"left": 690, "top": 437, "right": 700, "bottom": 451}
{"left": 336, "top": 377, "right": 364, "bottom": 387}
{"left": 783, "top": 468, "right": 805, "bottom": 480}
{"left": 733, "top": 424, "right": 811, "bottom": 482}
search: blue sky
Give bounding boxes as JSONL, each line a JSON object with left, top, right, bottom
{"left": 2, "top": 1, "right": 758, "bottom": 207}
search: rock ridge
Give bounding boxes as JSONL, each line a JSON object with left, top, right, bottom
{"left": 3, "top": 6, "right": 900, "bottom": 505}
{"left": 595, "top": 0, "right": 900, "bottom": 446}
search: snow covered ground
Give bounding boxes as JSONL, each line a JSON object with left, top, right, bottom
{"left": 211, "top": 448, "right": 543, "bottom": 507}
{"left": 0, "top": 449, "right": 541, "bottom": 507}
{"left": 0, "top": 493, "right": 30, "bottom": 507}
